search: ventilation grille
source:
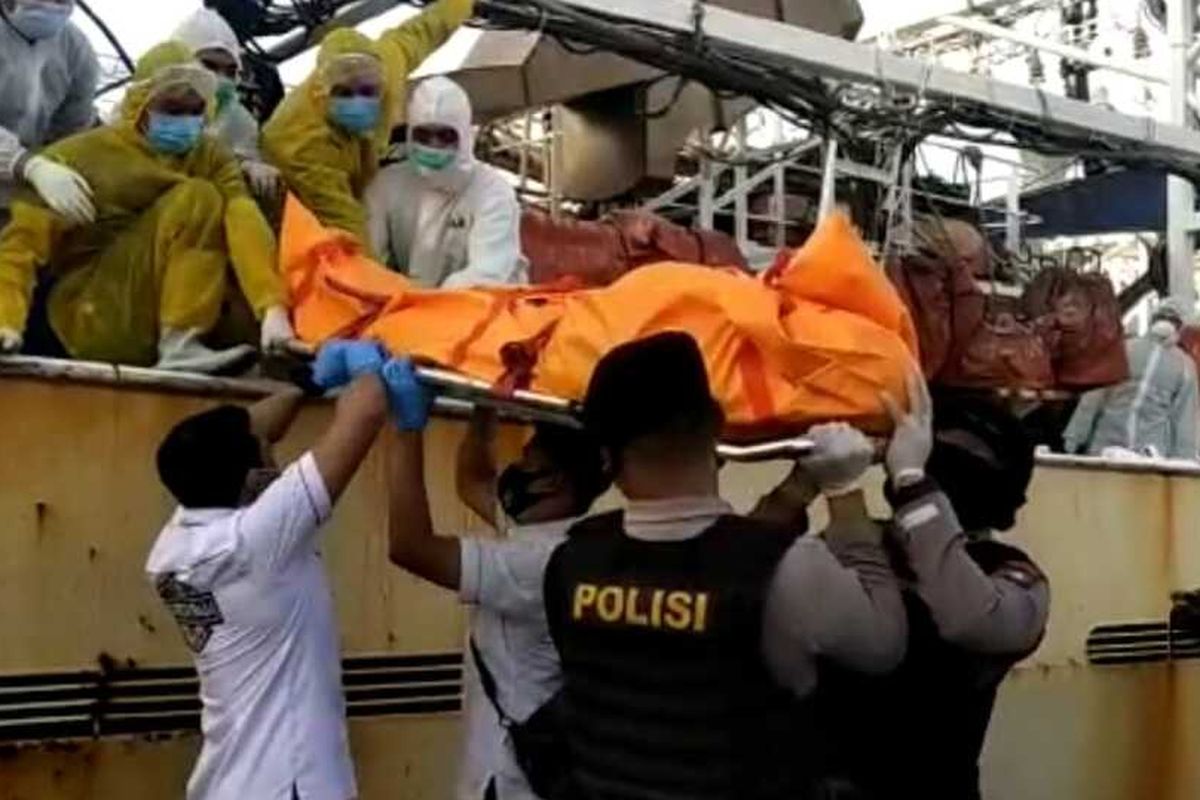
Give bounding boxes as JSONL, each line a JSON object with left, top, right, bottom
{"left": 0, "top": 652, "right": 462, "bottom": 744}
{"left": 1086, "top": 621, "right": 1200, "bottom": 666}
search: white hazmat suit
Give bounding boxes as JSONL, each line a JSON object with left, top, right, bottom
{"left": 1065, "top": 310, "right": 1200, "bottom": 461}
{"left": 0, "top": 0, "right": 99, "bottom": 222}
{"left": 171, "top": 7, "right": 279, "bottom": 197}
{"left": 365, "top": 77, "right": 527, "bottom": 289}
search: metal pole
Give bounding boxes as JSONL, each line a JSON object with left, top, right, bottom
{"left": 734, "top": 118, "right": 750, "bottom": 250}
{"left": 699, "top": 159, "right": 715, "bottom": 229}
{"left": 774, "top": 163, "right": 788, "bottom": 248}
{"left": 518, "top": 112, "right": 532, "bottom": 193}
{"left": 1167, "top": 0, "right": 1198, "bottom": 308}
{"left": 549, "top": 107, "right": 565, "bottom": 221}
{"left": 1006, "top": 170, "right": 1022, "bottom": 254}
{"left": 818, "top": 138, "right": 839, "bottom": 219}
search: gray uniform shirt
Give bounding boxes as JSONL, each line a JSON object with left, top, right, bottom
{"left": 460, "top": 495, "right": 908, "bottom": 700}
{"left": 888, "top": 487, "right": 1050, "bottom": 655}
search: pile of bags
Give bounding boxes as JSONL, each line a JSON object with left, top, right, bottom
{"left": 887, "top": 220, "right": 1128, "bottom": 391}
{"left": 520, "top": 210, "right": 748, "bottom": 287}
{"left": 283, "top": 198, "right": 917, "bottom": 440}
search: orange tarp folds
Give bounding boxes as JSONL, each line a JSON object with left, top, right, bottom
{"left": 283, "top": 196, "right": 919, "bottom": 439}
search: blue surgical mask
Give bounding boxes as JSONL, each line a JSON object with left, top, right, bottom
{"left": 215, "top": 78, "right": 237, "bottom": 114}
{"left": 8, "top": 1, "right": 73, "bottom": 40}
{"left": 411, "top": 143, "right": 457, "bottom": 172}
{"left": 146, "top": 112, "right": 205, "bottom": 156}
{"left": 329, "top": 96, "right": 381, "bottom": 136}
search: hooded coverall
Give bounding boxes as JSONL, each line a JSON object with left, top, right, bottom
{"left": 261, "top": 0, "right": 473, "bottom": 251}
{"left": 364, "top": 76, "right": 527, "bottom": 289}
{"left": 170, "top": 7, "right": 263, "bottom": 163}
{"left": 1064, "top": 334, "right": 1200, "bottom": 460}
{"left": 0, "top": 2, "right": 99, "bottom": 217}
{"left": 0, "top": 42, "right": 284, "bottom": 366}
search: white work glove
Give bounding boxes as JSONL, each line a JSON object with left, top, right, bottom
{"left": 22, "top": 155, "right": 96, "bottom": 226}
{"left": 0, "top": 327, "right": 22, "bottom": 354}
{"left": 260, "top": 305, "right": 296, "bottom": 354}
{"left": 881, "top": 370, "right": 934, "bottom": 488}
{"left": 242, "top": 160, "right": 281, "bottom": 200}
{"left": 802, "top": 422, "right": 874, "bottom": 497}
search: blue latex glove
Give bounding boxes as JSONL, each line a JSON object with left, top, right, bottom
{"left": 381, "top": 357, "right": 433, "bottom": 431}
{"left": 312, "top": 340, "right": 387, "bottom": 390}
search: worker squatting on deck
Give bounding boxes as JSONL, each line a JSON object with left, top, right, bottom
{"left": 0, "top": 42, "right": 292, "bottom": 372}
{"left": 142, "top": 331, "right": 1048, "bottom": 800}
{"left": 0, "top": 0, "right": 532, "bottom": 374}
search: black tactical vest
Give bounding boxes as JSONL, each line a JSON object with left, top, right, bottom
{"left": 544, "top": 511, "right": 812, "bottom": 800}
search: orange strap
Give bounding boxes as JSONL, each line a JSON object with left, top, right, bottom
{"left": 736, "top": 340, "right": 776, "bottom": 422}
{"left": 447, "top": 294, "right": 510, "bottom": 370}
{"left": 495, "top": 319, "right": 561, "bottom": 396}
{"left": 759, "top": 248, "right": 796, "bottom": 288}
{"left": 289, "top": 241, "right": 349, "bottom": 310}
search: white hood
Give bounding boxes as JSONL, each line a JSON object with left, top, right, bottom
{"left": 407, "top": 76, "right": 475, "bottom": 192}
{"left": 172, "top": 8, "right": 242, "bottom": 69}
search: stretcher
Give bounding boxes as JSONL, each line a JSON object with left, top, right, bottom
{"left": 417, "top": 363, "right": 816, "bottom": 461}
{"left": 0, "top": 354, "right": 814, "bottom": 462}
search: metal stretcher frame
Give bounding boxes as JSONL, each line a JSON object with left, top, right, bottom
{"left": 0, "top": 356, "right": 816, "bottom": 462}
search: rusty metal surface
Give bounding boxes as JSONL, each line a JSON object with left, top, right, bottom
{"left": 4, "top": 374, "right": 1200, "bottom": 796}
{"left": 0, "top": 377, "right": 483, "bottom": 670}
{"left": 0, "top": 717, "right": 461, "bottom": 799}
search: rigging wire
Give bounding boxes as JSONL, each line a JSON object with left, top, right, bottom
{"left": 474, "top": 0, "right": 1200, "bottom": 183}
{"left": 76, "top": 0, "right": 136, "bottom": 73}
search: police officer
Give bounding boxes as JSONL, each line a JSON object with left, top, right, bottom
{"left": 536, "top": 331, "right": 909, "bottom": 800}
{"left": 814, "top": 379, "right": 1051, "bottom": 800}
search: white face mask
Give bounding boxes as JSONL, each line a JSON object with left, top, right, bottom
{"left": 1150, "top": 319, "right": 1180, "bottom": 345}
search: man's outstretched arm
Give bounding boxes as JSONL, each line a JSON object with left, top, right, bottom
{"left": 311, "top": 373, "right": 389, "bottom": 503}
{"left": 248, "top": 385, "right": 305, "bottom": 445}
{"left": 388, "top": 428, "right": 463, "bottom": 590}
{"left": 455, "top": 407, "right": 499, "bottom": 527}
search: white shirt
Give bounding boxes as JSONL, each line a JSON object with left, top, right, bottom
{"left": 455, "top": 518, "right": 576, "bottom": 800}
{"left": 145, "top": 453, "right": 355, "bottom": 800}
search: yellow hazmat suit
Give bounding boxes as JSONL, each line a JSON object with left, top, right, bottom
{"left": 262, "top": 0, "right": 472, "bottom": 249}
{"left": 0, "top": 42, "right": 284, "bottom": 366}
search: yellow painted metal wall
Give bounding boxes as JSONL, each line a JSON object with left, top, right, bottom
{"left": 980, "top": 463, "right": 1200, "bottom": 800}
{"left": 3, "top": 375, "right": 1200, "bottom": 798}
{"left": 0, "top": 377, "right": 504, "bottom": 798}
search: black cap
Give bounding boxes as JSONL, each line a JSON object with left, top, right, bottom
{"left": 926, "top": 399, "right": 1034, "bottom": 532}
{"left": 582, "top": 332, "right": 721, "bottom": 453}
{"left": 529, "top": 422, "right": 611, "bottom": 504}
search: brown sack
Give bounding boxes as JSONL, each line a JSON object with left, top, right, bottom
{"left": 886, "top": 251, "right": 984, "bottom": 380}
{"left": 939, "top": 310, "right": 1056, "bottom": 390}
{"left": 522, "top": 210, "right": 746, "bottom": 288}
{"left": 521, "top": 210, "right": 629, "bottom": 287}
{"left": 1023, "top": 267, "right": 1129, "bottom": 389}
{"left": 610, "top": 210, "right": 748, "bottom": 269}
